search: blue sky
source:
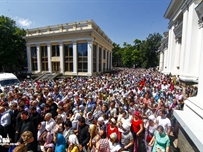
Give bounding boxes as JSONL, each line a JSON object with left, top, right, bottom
{"left": 1, "top": 0, "right": 170, "bottom": 46}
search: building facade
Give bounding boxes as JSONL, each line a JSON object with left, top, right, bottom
{"left": 159, "top": 0, "right": 203, "bottom": 151}
{"left": 25, "top": 20, "right": 113, "bottom": 76}
{"left": 159, "top": 0, "right": 203, "bottom": 83}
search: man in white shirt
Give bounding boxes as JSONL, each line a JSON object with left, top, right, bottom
{"left": 44, "top": 113, "right": 56, "bottom": 133}
{"left": 0, "top": 106, "right": 11, "bottom": 134}
{"left": 156, "top": 110, "right": 171, "bottom": 135}
{"left": 57, "top": 106, "right": 67, "bottom": 122}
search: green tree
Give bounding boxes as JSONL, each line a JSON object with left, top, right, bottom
{"left": 122, "top": 42, "right": 134, "bottom": 67}
{"left": 112, "top": 42, "right": 122, "bottom": 67}
{"left": 0, "top": 15, "right": 26, "bottom": 72}
{"left": 140, "top": 33, "right": 162, "bottom": 68}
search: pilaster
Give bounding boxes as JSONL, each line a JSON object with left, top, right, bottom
{"left": 59, "top": 42, "right": 64, "bottom": 74}
{"left": 47, "top": 43, "right": 52, "bottom": 73}
{"left": 36, "top": 44, "right": 41, "bottom": 73}
{"left": 72, "top": 41, "right": 77, "bottom": 75}
{"left": 87, "top": 40, "right": 93, "bottom": 76}
{"left": 26, "top": 45, "right": 31, "bottom": 73}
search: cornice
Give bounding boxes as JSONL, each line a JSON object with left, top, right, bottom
{"left": 25, "top": 19, "right": 113, "bottom": 46}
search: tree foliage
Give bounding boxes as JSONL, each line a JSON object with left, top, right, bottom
{"left": 112, "top": 33, "right": 162, "bottom": 68}
{"left": 0, "top": 15, "right": 26, "bottom": 72}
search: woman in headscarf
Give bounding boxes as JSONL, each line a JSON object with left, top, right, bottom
{"left": 72, "top": 112, "right": 81, "bottom": 130}
{"left": 117, "top": 110, "right": 131, "bottom": 130}
{"left": 144, "top": 115, "right": 157, "bottom": 152}
{"left": 67, "top": 134, "right": 80, "bottom": 152}
{"left": 37, "top": 121, "right": 47, "bottom": 151}
{"left": 109, "top": 133, "right": 122, "bottom": 152}
{"left": 44, "top": 132, "right": 55, "bottom": 152}
{"left": 86, "top": 112, "right": 96, "bottom": 125}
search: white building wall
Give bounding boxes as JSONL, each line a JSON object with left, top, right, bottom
{"left": 182, "top": 2, "right": 200, "bottom": 79}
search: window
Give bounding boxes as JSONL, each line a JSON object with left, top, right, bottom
{"left": 93, "top": 44, "right": 97, "bottom": 72}
{"left": 103, "top": 63, "right": 105, "bottom": 71}
{"left": 64, "top": 44, "right": 73, "bottom": 72}
{"left": 31, "top": 46, "right": 37, "bottom": 71}
{"left": 41, "top": 46, "right": 48, "bottom": 71}
{"left": 77, "top": 43, "right": 87, "bottom": 72}
{"left": 52, "top": 45, "right": 60, "bottom": 56}
{"left": 99, "top": 47, "right": 102, "bottom": 71}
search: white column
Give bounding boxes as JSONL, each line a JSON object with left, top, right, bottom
{"left": 179, "top": 9, "right": 188, "bottom": 75}
{"left": 59, "top": 42, "right": 64, "bottom": 74}
{"left": 105, "top": 49, "right": 107, "bottom": 71}
{"left": 87, "top": 40, "right": 93, "bottom": 76}
{"left": 163, "top": 49, "right": 168, "bottom": 72}
{"left": 167, "top": 25, "right": 176, "bottom": 74}
{"left": 101, "top": 47, "right": 103, "bottom": 72}
{"left": 72, "top": 41, "right": 77, "bottom": 75}
{"left": 161, "top": 51, "right": 164, "bottom": 71}
{"left": 47, "top": 43, "right": 52, "bottom": 73}
{"left": 159, "top": 51, "right": 163, "bottom": 72}
{"left": 96, "top": 44, "right": 99, "bottom": 73}
{"left": 26, "top": 45, "right": 31, "bottom": 73}
{"left": 36, "top": 44, "right": 41, "bottom": 73}
{"left": 183, "top": 3, "right": 199, "bottom": 76}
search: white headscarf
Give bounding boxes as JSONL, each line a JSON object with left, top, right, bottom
{"left": 72, "top": 113, "right": 81, "bottom": 123}
{"left": 37, "top": 121, "right": 46, "bottom": 140}
{"left": 69, "top": 134, "right": 79, "bottom": 145}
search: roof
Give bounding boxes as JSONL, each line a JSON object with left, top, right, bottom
{"left": 0, "top": 73, "right": 18, "bottom": 80}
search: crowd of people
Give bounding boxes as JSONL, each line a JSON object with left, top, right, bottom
{"left": 0, "top": 68, "right": 198, "bottom": 152}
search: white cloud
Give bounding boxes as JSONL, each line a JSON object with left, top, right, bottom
{"left": 15, "top": 16, "right": 33, "bottom": 27}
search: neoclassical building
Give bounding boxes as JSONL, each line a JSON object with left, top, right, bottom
{"left": 159, "top": 0, "right": 203, "bottom": 151}
{"left": 25, "top": 20, "right": 113, "bottom": 76}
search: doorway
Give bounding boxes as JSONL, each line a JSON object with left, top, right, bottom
{"left": 52, "top": 62, "right": 60, "bottom": 72}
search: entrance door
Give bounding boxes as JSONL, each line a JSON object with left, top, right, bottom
{"left": 52, "top": 62, "right": 60, "bottom": 72}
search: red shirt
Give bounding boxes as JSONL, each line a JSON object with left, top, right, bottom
{"left": 132, "top": 118, "right": 142, "bottom": 133}
{"left": 107, "top": 124, "right": 120, "bottom": 141}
